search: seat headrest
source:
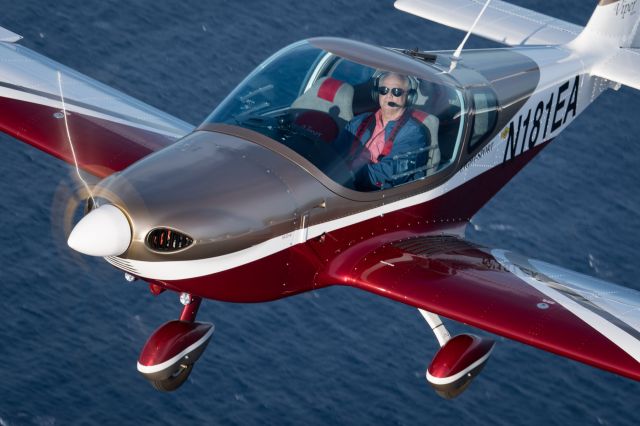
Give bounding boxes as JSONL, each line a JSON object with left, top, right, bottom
{"left": 291, "top": 77, "right": 354, "bottom": 121}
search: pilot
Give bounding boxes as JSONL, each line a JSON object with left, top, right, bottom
{"left": 335, "top": 71, "right": 428, "bottom": 191}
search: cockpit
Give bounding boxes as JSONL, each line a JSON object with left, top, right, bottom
{"left": 204, "top": 38, "right": 466, "bottom": 193}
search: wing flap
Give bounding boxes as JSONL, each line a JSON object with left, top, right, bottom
{"left": 323, "top": 235, "right": 640, "bottom": 380}
{"left": 394, "top": 0, "right": 582, "bottom": 46}
{"left": 0, "top": 39, "right": 194, "bottom": 177}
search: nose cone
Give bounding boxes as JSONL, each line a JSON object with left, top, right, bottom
{"left": 68, "top": 204, "right": 132, "bottom": 257}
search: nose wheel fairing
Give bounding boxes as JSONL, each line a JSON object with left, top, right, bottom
{"left": 137, "top": 321, "right": 214, "bottom": 382}
{"left": 137, "top": 320, "right": 214, "bottom": 390}
{"left": 137, "top": 295, "right": 214, "bottom": 391}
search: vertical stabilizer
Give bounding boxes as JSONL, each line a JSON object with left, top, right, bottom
{"left": 574, "top": 1, "right": 640, "bottom": 92}
{"left": 580, "top": 0, "right": 640, "bottom": 47}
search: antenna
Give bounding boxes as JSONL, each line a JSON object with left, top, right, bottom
{"left": 451, "top": 0, "right": 492, "bottom": 62}
{"left": 56, "top": 71, "right": 96, "bottom": 207}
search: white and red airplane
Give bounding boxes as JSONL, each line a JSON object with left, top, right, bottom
{"left": 1, "top": 0, "right": 639, "bottom": 397}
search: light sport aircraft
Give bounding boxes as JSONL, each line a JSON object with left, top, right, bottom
{"left": 1, "top": 0, "right": 639, "bottom": 397}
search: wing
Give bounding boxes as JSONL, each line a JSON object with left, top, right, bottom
{"left": 394, "top": 0, "right": 582, "bottom": 46}
{"left": 0, "top": 29, "right": 194, "bottom": 178}
{"left": 321, "top": 235, "right": 640, "bottom": 381}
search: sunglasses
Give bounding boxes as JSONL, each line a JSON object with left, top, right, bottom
{"left": 378, "top": 86, "right": 407, "bottom": 97}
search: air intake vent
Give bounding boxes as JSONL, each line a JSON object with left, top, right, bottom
{"left": 146, "top": 228, "right": 193, "bottom": 252}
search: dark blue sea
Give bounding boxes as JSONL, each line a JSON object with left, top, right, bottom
{"left": 1, "top": 0, "right": 639, "bottom": 424}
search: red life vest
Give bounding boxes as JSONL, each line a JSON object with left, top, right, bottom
{"left": 348, "top": 110, "right": 411, "bottom": 161}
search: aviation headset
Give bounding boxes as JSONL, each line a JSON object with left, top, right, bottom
{"left": 370, "top": 70, "right": 419, "bottom": 107}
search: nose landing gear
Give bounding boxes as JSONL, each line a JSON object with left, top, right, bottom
{"left": 137, "top": 293, "right": 214, "bottom": 391}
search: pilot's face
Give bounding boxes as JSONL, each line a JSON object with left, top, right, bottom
{"left": 379, "top": 74, "right": 409, "bottom": 113}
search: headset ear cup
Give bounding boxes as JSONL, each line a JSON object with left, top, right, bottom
{"left": 407, "top": 89, "right": 416, "bottom": 107}
{"left": 406, "top": 76, "right": 418, "bottom": 107}
{"left": 370, "top": 73, "right": 381, "bottom": 103}
{"left": 370, "top": 80, "right": 377, "bottom": 103}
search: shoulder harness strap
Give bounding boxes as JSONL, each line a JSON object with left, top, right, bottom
{"left": 349, "top": 113, "right": 376, "bottom": 157}
{"left": 378, "top": 110, "right": 411, "bottom": 160}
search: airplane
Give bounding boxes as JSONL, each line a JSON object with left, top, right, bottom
{"left": 0, "top": 0, "right": 639, "bottom": 398}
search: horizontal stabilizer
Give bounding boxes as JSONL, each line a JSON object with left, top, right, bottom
{"left": 592, "top": 48, "right": 640, "bottom": 92}
{"left": 394, "top": 0, "right": 582, "bottom": 46}
{"left": 0, "top": 26, "right": 21, "bottom": 43}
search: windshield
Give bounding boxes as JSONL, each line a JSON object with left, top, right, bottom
{"left": 205, "top": 40, "right": 465, "bottom": 192}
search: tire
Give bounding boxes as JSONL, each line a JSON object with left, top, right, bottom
{"left": 150, "top": 364, "right": 193, "bottom": 392}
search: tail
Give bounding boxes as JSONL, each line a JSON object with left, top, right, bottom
{"left": 579, "top": 0, "right": 640, "bottom": 48}
{"left": 574, "top": 1, "right": 640, "bottom": 91}
{"left": 395, "top": 1, "right": 640, "bottom": 91}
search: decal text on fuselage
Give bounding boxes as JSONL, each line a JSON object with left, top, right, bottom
{"left": 503, "top": 75, "right": 579, "bottom": 163}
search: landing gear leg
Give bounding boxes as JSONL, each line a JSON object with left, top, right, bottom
{"left": 138, "top": 292, "right": 214, "bottom": 392}
{"left": 179, "top": 292, "right": 202, "bottom": 322}
{"left": 419, "top": 309, "right": 451, "bottom": 347}
{"left": 419, "top": 309, "right": 494, "bottom": 399}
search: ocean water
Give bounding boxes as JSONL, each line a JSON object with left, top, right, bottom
{"left": 0, "top": 0, "right": 639, "bottom": 425}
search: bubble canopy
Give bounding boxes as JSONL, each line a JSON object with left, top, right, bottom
{"left": 204, "top": 38, "right": 465, "bottom": 192}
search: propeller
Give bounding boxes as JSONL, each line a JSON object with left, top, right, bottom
{"left": 49, "top": 174, "right": 98, "bottom": 273}
{"left": 53, "top": 71, "right": 134, "bottom": 261}
{"left": 56, "top": 71, "right": 96, "bottom": 206}
{"left": 49, "top": 71, "right": 101, "bottom": 268}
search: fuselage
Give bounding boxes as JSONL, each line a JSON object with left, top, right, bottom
{"left": 86, "top": 37, "right": 611, "bottom": 303}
